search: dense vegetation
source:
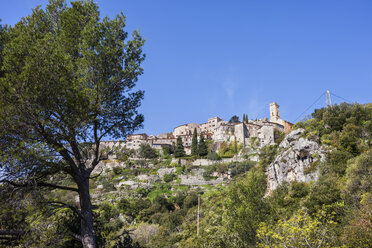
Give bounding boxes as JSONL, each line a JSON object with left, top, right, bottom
{"left": 0, "top": 0, "right": 145, "bottom": 247}
{"left": 1, "top": 102, "right": 371, "bottom": 247}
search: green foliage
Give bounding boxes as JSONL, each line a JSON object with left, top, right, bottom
{"left": 224, "top": 167, "right": 270, "bottom": 246}
{"left": 198, "top": 133, "right": 208, "bottom": 156}
{"left": 305, "top": 174, "right": 342, "bottom": 215}
{"left": 183, "top": 191, "right": 199, "bottom": 209}
{"left": 113, "top": 231, "right": 144, "bottom": 248}
{"left": 116, "top": 146, "right": 135, "bottom": 161}
{"left": 341, "top": 193, "right": 372, "bottom": 247}
{"left": 191, "top": 128, "right": 198, "bottom": 156}
{"left": 0, "top": 0, "right": 146, "bottom": 246}
{"left": 296, "top": 103, "right": 372, "bottom": 151}
{"left": 207, "top": 151, "right": 221, "bottom": 160}
{"left": 174, "top": 136, "right": 186, "bottom": 158}
{"left": 138, "top": 143, "right": 158, "bottom": 159}
{"left": 113, "top": 166, "right": 123, "bottom": 175}
{"left": 163, "top": 173, "right": 175, "bottom": 183}
{"left": 218, "top": 141, "right": 241, "bottom": 157}
{"left": 229, "top": 115, "right": 240, "bottom": 123}
{"left": 162, "top": 145, "right": 174, "bottom": 156}
{"left": 229, "top": 160, "right": 255, "bottom": 177}
{"left": 343, "top": 149, "right": 372, "bottom": 205}
{"left": 259, "top": 145, "right": 278, "bottom": 169}
{"left": 1, "top": 102, "right": 371, "bottom": 247}
{"left": 274, "top": 129, "right": 285, "bottom": 144}
{"left": 257, "top": 208, "right": 339, "bottom": 248}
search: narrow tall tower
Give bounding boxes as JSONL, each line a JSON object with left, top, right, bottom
{"left": 326, "top": 90, "right": 332, "bottom": 108}
{"left": 270, "top": 102, "right": 280, "bottom": 122}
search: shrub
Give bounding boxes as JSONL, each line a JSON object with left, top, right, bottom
{"left": 139, "top": 143, "right": 158, "bottom": 159}
{"left": 183, "top": 191, "right": 198, "bottom": 209}
{"left": 113, "top": 166, "right": 123, "bottom": 175}
{"left": 163, "top": 173, "right": 175, "bottom": 183}
{"left": 207, "top": 152, "right": 221, "bottom": 161}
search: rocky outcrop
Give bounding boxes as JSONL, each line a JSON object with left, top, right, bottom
{"left": 179, "top": 168, "right": 226, "bottom": 186}
{"left": 157, "top": 168, "right": 176, "bottom": 178}
{"left": 266, "top": 128, "right": 326, "bottom": 195}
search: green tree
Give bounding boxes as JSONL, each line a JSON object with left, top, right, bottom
{"left": 343, "top": 149, "right": 372, "bottom": 206}
{"left": 174, "top": 136, "right": 186, "bottom": 157}
{"left": 224, "top": 167, "right": 270, "bottom": 246}
{"left": 139, "top": 143, "right": 158, "bottom": 159}
{"left": 161, "top": 145, "right": 174, "bottom": 156}
{"left": 257, "top": 208, "right": 339, "bottom": 248}
{"left": 341, "top": 193, "right": 372, "bottom": 248}
{"left": 198, "top": 133, "right": 208, "bottom": 156}
{"left": 0, "top": 1, "right": 145, "bottom": 247}
{"left": 0, "top": 20, "right": 7, "bottom": 79}
{"left": 229, "top": 115, "right": 240, "bottom": 123}
{"left": 191, "top": 128, "right": 198, "bottom": 156}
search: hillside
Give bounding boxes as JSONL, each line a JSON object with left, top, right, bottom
{"left": 1, "top": 102, "right": 371, "bottom": 247}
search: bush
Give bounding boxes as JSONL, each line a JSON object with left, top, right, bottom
{"left": 229, "top": 160, "right": 255, "bottom": 177}
{"left": 207, "top": 152, "right": 221, "bottom": 161}
{"left": 113, "top": 166, "right": 123, "bottom": 175}
{"left": 183, "top": 191, "right": 198, "bottom": 209}
{"left": 139, "top": 144, "right": 158, "bottom": 159}
{"left": 274, "top": 129, "right": 284, "bottom": 144}
{"left": 163, "top": 174, "right": 175, "bottom": 183}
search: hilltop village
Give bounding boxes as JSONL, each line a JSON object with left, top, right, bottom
{"left": 102, "top": 102, "right": 293, "bottom": 154}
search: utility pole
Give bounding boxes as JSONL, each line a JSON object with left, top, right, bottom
{"left": 327, "top": 90, "right": 333, "bottom": 108}
{"left": 197, "top": 193, "right": 200, "bottom": 236}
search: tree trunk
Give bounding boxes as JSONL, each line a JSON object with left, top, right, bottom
{"left": 78, "top": 177, "right": 96, "bottom": 248}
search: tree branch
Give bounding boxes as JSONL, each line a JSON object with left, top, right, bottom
{"left": 1, "top": 180, "right": 78, "bottom": 192}
{"left": 89, "top": 168, "right": 103, "bottom": 179}
{"left": 45, "top": 201, "right": 84, "bottom": 220}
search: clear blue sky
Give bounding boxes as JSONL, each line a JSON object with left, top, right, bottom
{"left": 1, "top": 0, "right": 371, "bottom": 137}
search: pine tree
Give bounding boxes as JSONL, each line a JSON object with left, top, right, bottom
{"left": 175, "top": 136, "right": 186, "bottom": 157}
{"left": 191, "top": 128, "right": 198, "bottom": 156}
{"left": 198, "top": 133, "right": 208, "bottom": 156}
{"left": 234, "top": 136, "right": 238, "bottom": 153}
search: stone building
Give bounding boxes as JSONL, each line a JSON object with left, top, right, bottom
{"left": 104, "top": 102, "right": 293, "bottom": 154}
{"left": 173, "top": 122, "right": 200, "bottom": 137}
{"left": 269, "top": 102, "right": 294, "bottom": 134}
{"left": 124, "top": 133, "right": 149, "bottom": 149}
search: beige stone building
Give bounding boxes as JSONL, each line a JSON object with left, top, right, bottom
{"left": 111, "top": 102, "right": 293, "bottom": 153}
{"left": 269, "top": 102, "right": 294, "bottom": 134}
{"left": 173, "top": 122, "right": 200, "bottom": 137}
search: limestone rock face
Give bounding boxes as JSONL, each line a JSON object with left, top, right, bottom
{"left": 157, "top": 168, "right": 176, "bottom": 178}
{"left": 266, "top": 128, "right": 326, "bottom": 195}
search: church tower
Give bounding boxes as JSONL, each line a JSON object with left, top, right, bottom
{"left": 270, "top": 102, "right": 280, "bottom": 122}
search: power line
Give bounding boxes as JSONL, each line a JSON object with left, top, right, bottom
{"left": 292, "top": 91, "right": 326, "bottom": 123}
{"left": 330, "top": 92, "right": 352, "bottom": 103}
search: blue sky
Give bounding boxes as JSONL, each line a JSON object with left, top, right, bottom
{"left": 1, "top": 0, "right": 371, "bottom": 136}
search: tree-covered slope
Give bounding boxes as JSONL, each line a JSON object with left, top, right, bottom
{"left": 1, "top": 102, "right": 371, "bottom": 247}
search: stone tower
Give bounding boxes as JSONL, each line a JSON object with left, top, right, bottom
{"left": 270, "top": 102, "right": 280, "bottom": 122}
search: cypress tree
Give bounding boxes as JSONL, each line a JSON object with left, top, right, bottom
{"left": 175, "top": 136, "right": 186, "bottom": 157}
{"left": 191, "top": 128, "right": 198, "bottom": 156}
{"left": 198, "top": 133, "right": 208, "bottom": 156}
{"left": 234, "top": 136, "right": 238, "bottom": 153}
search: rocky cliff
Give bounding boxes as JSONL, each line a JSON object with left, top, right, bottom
{"left": 266, "top": 128, "right": 326, "bottom": 195}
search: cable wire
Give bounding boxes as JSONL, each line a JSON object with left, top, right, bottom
{"left": 292, "top": 91, "right": 326, "bottom": 123}
{"left": 330, "top": 92, "right": 352, "bottom": 103}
